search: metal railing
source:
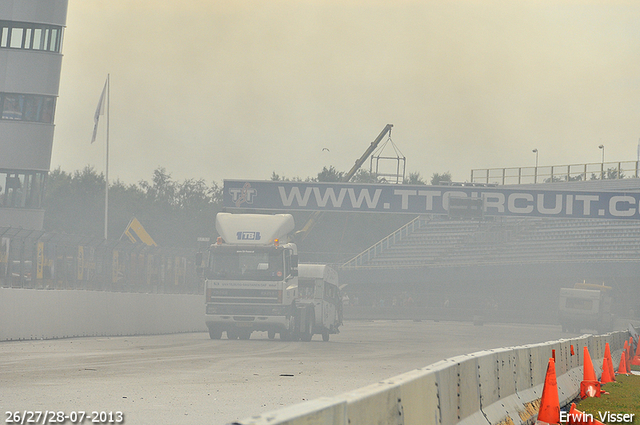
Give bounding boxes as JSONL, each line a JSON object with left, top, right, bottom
{"left": 341, "top": 215, "right": 430, "bottom": 269}
{"left": 471, "top": 161, "right": 640, "bottom": 185}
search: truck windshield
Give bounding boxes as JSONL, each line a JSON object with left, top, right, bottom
{"left": 209, "top": 249, "right": 284, "bottom": 281}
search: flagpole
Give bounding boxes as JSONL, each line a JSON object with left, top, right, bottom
{"left": 104, "top": 73, "right": 110, "bottom": 240}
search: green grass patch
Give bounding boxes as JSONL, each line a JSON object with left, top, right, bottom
{"left": 574, "top": 374, "right": 640, "bottom": 424}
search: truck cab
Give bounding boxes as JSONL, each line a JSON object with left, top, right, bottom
{"left": 202, "top": 213, "right": 299, "bottom": 340}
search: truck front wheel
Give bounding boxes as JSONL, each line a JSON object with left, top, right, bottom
{"left": 208, "top": 328, "right": 222, "bottom": 340}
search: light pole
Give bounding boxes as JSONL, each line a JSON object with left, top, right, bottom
{"left": 532, "top": 149, "right": 538, "bottom": 183}
{"left": 599, "top": 144, "right": 605, "bottom": 179}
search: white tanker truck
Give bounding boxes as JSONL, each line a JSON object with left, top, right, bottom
{"left": 199, "top": 213, "right": 341, "bottom": 341}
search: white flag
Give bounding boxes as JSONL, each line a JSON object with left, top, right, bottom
{"left": 91, "top": 79, "right": 107, "bottom": 144}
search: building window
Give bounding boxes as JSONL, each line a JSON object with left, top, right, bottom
{"left": 0, "top": 170, "right": 46, "bottom": 209}
{"left": 9, "top": 28, "right": 23, "bottom": 48}
{"left": 0, "top": 92, "right": 55, "bottom": 124}
{"left": 0, "top": 20, "right": 63, "bottom": 53}
{"left": 0, "top": 27, "right": 8, "bottom": 48}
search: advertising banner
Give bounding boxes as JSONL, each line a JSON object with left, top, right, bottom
{"left": 223, "top": 180, "right": 640, "bottom": 220}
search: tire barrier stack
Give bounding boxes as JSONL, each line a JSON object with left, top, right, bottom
{"left": 0, "top": 227, "right": 199, "bottom": 294}
{"left": 231, "top": 330, "right": 629, "bottom": 425}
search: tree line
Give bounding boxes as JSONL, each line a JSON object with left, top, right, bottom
{"left": 43, "top": 166, "right": 451, "bottom": 260}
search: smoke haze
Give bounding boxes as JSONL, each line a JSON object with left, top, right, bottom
{"left": 52, "top": 0, "right": 640, "bottom": 184}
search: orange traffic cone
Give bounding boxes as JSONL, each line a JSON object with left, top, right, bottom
{"left": 626, "top": 340, "right": 632, "bottom": 373}
{"left": 566, "top": 403, "right": 605, "bottom": 425}
{"left": 580, "top": 347, "right": 600, "bottom": 398}
{"left": 582, "top": 347, "right": 596, "bottom": 381}
{"left": 604, "top": 343, "right": 616, "bottom": 382}
{"left": 624, "top": 340, "right": 629, "bottom": 362}
{"left": 617, "top": 352, "right": 628, "bottom": 375}
{"left": 631, "top": 336, "right": 640, "bottom": 366}
{"left": 537, "top": 357, "right": 560, "bottom": 424}
{"left": 629, "top": 338, "right": 634, "bottom": 368}
{"left": 601, "top": 356, "right": 614, "bottom": 384}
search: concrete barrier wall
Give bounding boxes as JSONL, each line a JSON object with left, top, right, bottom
{"left": 1, "top": 290, "right": 630, "bottom": 424}
{"left": 0, "top": 288, "right": 206, "bottom": 340}
{"left": 236, "top": 330, "right": 629, "bottom": 425}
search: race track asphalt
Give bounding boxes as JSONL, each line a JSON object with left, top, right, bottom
{"left": 1, "top": 320, "right": 571, "bottom": 424}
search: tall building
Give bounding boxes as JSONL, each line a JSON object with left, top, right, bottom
{"left": 0, "top": 0, "right": 68, "bottom": 229}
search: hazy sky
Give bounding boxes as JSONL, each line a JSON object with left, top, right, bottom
{"left": 51, "top": 0, "right": 640, "bottom": 186}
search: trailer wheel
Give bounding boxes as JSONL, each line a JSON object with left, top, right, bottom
{"left": 268, "top": 330, "right": 276, "bottom": 340}
{"left": 322, "top": 329, "right": 330, "bottom": 342}
{"left": 227, "top": 330, "right": 239, "bottom": 340}
{"left": 238, "top": 330, "right": 251, "bottom": 340}
{"left": 208, "top": 328, "right": 222, "bottom": 340}
{"left": 301, "top": 310, "right": 314, "bottom": 342}
{"left": 280, "top": 330, "right": 292, "bottom": 341}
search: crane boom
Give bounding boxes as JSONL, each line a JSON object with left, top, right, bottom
{"left": 294, "top": 124, "right": 394, "bottom": 242}
{"left": 342, "top": 124, "right": 393, "bottom": 182}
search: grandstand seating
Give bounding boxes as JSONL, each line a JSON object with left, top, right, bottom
{"left": 342, "top": 216, "right": 640, "bottom": 269}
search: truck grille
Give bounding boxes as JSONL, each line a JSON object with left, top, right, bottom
{"left": 206, "top": 288, "right": 281, "bottom": 304}
{"left": 206, "top": 304, "right": 287, "bottom": 316}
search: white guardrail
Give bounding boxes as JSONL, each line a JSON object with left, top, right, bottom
{"left": 231, "top": 330, "right": 629, "bottom": 425}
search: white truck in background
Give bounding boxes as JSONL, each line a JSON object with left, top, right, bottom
{"left": 559, "top": 281, "right": 614, "bottom": 333}
{"left": 199, "top": 213, "right": 341, "bottom": 341}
